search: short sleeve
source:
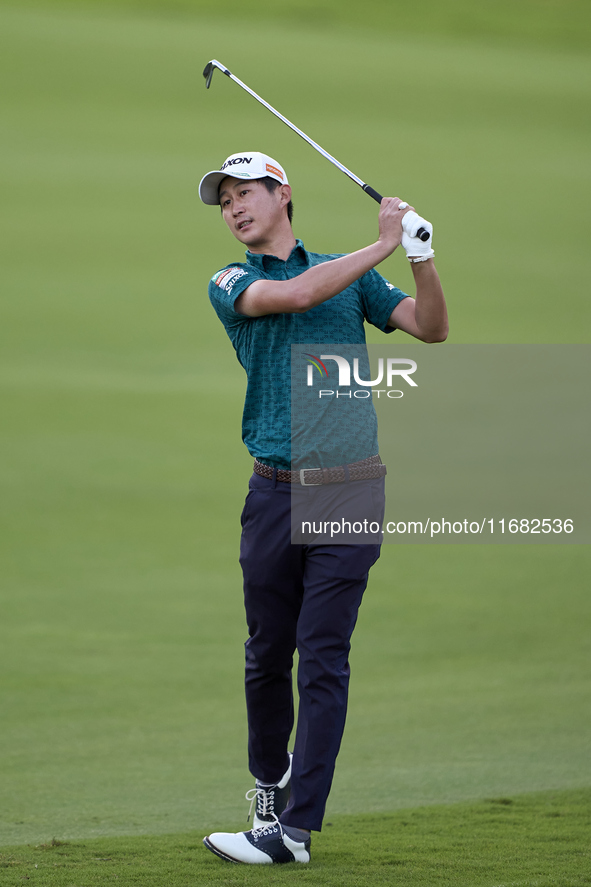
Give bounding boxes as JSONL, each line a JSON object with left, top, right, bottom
{"left": 208, "top": 264, "right": 264, "bottom": 326}
{"left": 358, "top": 267, "right": 410, "bottom": 333}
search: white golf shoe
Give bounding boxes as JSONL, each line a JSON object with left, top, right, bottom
{"left": 203, "top": 819, "right": 310, "bottom": 865}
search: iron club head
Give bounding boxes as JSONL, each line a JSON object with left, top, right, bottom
{"left": 203, "top": 59, "right": 231, "bottom": 89}
{"left": 203, "top": 61, "right": 214, "bottom": 89}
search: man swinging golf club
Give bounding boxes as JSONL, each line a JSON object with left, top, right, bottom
{"left": 199, "top": 150, "right": 448, "bottom": 864}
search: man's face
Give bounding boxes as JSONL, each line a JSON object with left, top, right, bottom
{"left": 218, "top": 176, "right": 287, "bottom": 248}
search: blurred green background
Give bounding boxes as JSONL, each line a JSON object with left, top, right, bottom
{"left": 1, "top": 0, "right": 590, "bottom": 846}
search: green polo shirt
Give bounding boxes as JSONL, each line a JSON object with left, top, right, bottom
{"left": 208, "top": 239, "right": 408, "bottom": 469}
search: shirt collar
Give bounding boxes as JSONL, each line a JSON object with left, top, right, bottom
{"left": 245, "top": 239, "right": 309, "bottom": 271}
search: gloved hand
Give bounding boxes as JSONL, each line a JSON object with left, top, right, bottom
{"left": 401, "top": 211, "right": 434, "bottom": 262}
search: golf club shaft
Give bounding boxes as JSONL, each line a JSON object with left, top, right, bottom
{"left": 203, "top": 59, "right": 429, "bottom": 241}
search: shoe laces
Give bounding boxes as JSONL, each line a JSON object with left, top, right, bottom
{"left": 250, "top": 815, "right": 281, "bottom": 840}
{"left": 245, "top": 785, "right": 276, "bottom": 822}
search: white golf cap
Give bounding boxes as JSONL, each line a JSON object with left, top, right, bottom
{"left": 199, "top": 151, "right": 288, "bottom": 205}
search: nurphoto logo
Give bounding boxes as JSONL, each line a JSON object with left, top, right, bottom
{"left": 304, "top": 353, "right": 418, "bottom": 399}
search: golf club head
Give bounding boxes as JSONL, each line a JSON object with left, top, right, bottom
{"left": 203, "top": 59, "right": 231, "bottom": 89}
{"left": 203, "top": 62, "right": 215, "bottom": 89}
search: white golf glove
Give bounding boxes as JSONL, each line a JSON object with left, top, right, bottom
{"left": 401, "top": 211, "right": 434, "bottom": 262}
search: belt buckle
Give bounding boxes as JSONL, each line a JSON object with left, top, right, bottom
{"left": 300, "top": 468, "right": 322, "bottom": 486}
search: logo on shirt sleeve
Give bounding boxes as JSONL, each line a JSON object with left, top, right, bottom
{"left": 212, "top": 267, "right": 248, "bottom": 293}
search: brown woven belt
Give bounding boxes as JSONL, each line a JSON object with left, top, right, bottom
{"left": 253, "top": 454, "right": 386, "bottom": 485}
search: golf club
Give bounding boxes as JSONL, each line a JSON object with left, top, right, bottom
{"left": 203, "top": 59, "right": 430, "bottom": 242}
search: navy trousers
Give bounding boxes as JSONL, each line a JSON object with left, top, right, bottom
{"left": 239, "top": 471, "right": 382, "bottom": 831}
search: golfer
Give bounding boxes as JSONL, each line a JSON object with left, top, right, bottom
{"left": 199, "top": 152, "right": 448, "bottom": 864}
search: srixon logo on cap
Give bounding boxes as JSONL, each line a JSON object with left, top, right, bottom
{"left": 221, "top": 156, "right": 253, "bottom": 170}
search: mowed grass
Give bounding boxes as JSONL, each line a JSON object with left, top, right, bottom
{"left": 14, "top": 0, "right": 591, "bottom": 53}
{"left": 1, "top": 789, "right": 590, "bottom": 886}
{"left": 1, "top": 0, "right": 590, "bottom": 869}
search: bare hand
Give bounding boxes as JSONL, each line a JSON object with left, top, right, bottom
{"left": 378, "top": 198, "right": 415, "bottom": 253}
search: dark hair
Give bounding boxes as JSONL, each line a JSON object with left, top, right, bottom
{"left": 259, "top": 176, "right": 294, "bottom": 224}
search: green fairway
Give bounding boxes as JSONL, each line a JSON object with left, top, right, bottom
{"left": 14, "top": 0, "right": 591, "bottom": 53}
{"left": 1, "top": 0, "right": 590, "bottom": 871}
{"left": 1, "top": 789, "right": 590, "bottom": 885}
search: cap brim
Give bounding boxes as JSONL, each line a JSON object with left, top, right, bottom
{"left": 199, "top": 169, "right": 265, "bottom": 205}
{"left": 199, "top": 171, "right": 229, "bottom": 205}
